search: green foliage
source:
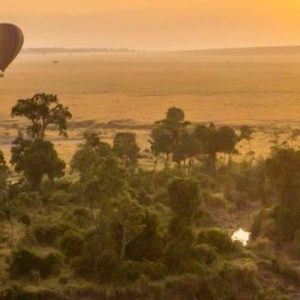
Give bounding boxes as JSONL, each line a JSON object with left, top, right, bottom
{"left": 11, "top": 93, "right": 72, "bottom": 139}
{"left": 66, "top": 207, "right": 91, "bottom": 227}
{"left": 16, "top": 191, "right": 42, "bottom": 208}
{"left": 9, "top": 248, "right": 63, "bottom": 279}
{"left": 71, "top": 130, "right": 112, "bottom": 181}
{"left": 49, "top": 190, "right": 70, "bottom": 205}
{"left": 126, "top": 209, "right": 164, "bottom": 261}
{"left": 113, "top": 132, "right": 140, "bottom": 165}
{"left": 0, "top": 150, "right": 8, "bottom": 191}
{"left": 150, "top": 107, "right": 189, "bottom": 168}
{"left": 33, "top": 222, "right": 71, "bottom": 246}
{"left": 198, "top": 228, "right": 238, "bottom": 253}
{"left": 83, "top": 156, "right": 128, "bottom": 204}
{"left": 60, "top": 230, "right": 84, "bottom": 257}
{"left": 119, "top": 261, "right": 165, "bottom": 282}
{"left": 168, "top": 177, "right": 201, "bottom": 220}
{"left": 112, "top": 195, "right": 145, "bottom": 260}
{"left": 266, "top": 148, "right": 300, "bottom": 240}
{"left": 11, "top": 137, "right": 65, "bottom": 191}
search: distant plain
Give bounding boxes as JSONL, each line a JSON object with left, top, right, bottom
{"left": 2, "top": 47, "right": 300, "bottom": 163}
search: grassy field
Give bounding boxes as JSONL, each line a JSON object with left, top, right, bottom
{"left": 2, "top": 47, "right": 300, "bottom": 163}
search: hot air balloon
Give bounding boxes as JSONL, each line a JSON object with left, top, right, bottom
{"left": 0, "top": 23, "right": 24, "bottom": 73}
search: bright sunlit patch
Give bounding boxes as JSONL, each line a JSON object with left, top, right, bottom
{"left": 231, "top": 228, "right": 250, "bottom": 246}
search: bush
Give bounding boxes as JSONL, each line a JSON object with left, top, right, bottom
{"left": 41, "top": 251, "right": 63, "bottom": 277}
{"left": 9, "top": 248, "right": 42, "bottom": 279}
{"left": 60, "top": 230, "right": 84, "bottom": 257}
{"left": 74, "top": 250, "right": 119, "bottom": 281}
{"left": 16, "top": 192, "right": 42, "bottom": 209}
{"left": 9, "top": 248, "right": 63, "bottom": 279}
{"left": 221, "top": 259, "right": 259, "bottom": 297}
{"left": 198, "top": 228, "right": 238, "bottom": 254}
{"left": 66, "top": 208, "right": 91, "bottom": 227}
{"left": 119, "top": 261, "right": 166, "bottom": 282}
{"left": 192, "top": 244, "right": 218, "bottom": 264}
{"left": 18, "top": 213, "right": 31, "bottom": 227}
{"left": 49, "top": 190, "right": 70, "bottom": 205}
{"left": 33, "top": 222, "right": 71, "bottom": 246}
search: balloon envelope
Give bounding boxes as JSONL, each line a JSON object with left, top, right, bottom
{"left": 0, "top": 23, "right": 24, "bottom": 72}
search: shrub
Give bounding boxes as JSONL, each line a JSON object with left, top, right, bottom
{"left": 192, "top": 244, "right": 218, "bottom": 264}
{"left": 33, "top": 222, "right": 71, "bottom": 246}
{"left": 9, "top": 248, "right": 63, "bottom": 279}
{"left": 16, "top": 192, "right": 42, "bottom": 209}
{"left": 198, "top": 228, "right": 238, "bottom": 254}
{"left": 9, "top": 248, "right": 42, "bottom": 279}
{"left": 18, "top": 213, "right": 31, "bottom": 227}
{"left": 41, "top": 251, "right": 63, "bottom": 277}
{"left": 74, "top": 250, "right": 119, "bottom": 281}
{"left": 119, "top": 261, "right": 166, "bottom": 282}
{"left": 221, "top": 259, "right": 259, "bottom": 297}
{"left": 49, "top": 190, "right": 70, "bottom": 205}
{"left": 67, "top": 208, "right": 91, "bottom": 227}
{"left": 60, "top": 230, "right": 84, "bottom": 257}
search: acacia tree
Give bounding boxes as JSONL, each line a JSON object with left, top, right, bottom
{"left": 10, "top": 94, "right": 71, "bottom": 191}
{"left": 150, "top": 107, "right": 189, "bottom": 169}
{"left": 11, "top": 93, "right": 72, "bottom": 139}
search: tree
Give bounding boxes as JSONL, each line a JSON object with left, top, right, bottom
{"left": 113, "top": 132, "right": 140, "bottom": 166}
{"left": 266, "top": 147, "right": 300, "bottom": 240}
{"left": 71, "top": 131, "right": 112, "bottom": 181}
{"left": 240, "top": 125, "right": 254, "bottom": 152}
{"left": 289, "top": 129, "right": 300, "bottom": 148}
{"left": 0, "top": 151, "right": 8, "bottom": 192}
{"left": 165, "top": 178, "right": 201, "bottom": 271}
{"left": 126, "top": 209, "right": 163, "bottom": 261}
{"left": 216, "top": 126, "right": 239, "bottom": 161}
{"left": 168, "top": 178, "right": 201, "bottom": 221}
{"left": 11, "top": 93, "right": 72, "bottom": 139}
{"left": 150, "top": 107, "right": 189, "bottom": 169}
{"left": 173, "top": 131, "right": 202, "bottom": 174}
{"left": 11, "top": 136, "right": 65, "bottom": 191}
{"left": 194, "top": 123, "right": 238, "bottom": 172}
{"left": 112, "top": 195, "right": 145, "bottom": 260}
{"left": 194, "top": 123, "right": 219, "bottom": 172}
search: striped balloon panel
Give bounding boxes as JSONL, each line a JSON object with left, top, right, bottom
{"left": 0, "top": 23, "right": 24, "bottom": 72}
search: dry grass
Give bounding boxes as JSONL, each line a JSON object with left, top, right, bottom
{"left": 1, "top": 49, "right": 300, "bottom": 163}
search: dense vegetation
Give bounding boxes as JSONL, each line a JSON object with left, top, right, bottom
{"left": 0, "top": 93, "right": 299, "bottom": 299}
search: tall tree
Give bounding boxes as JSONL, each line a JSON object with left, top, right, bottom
{"left": 266, "top": 147, "right": 300, "bottom": 240}
{"left": 194, "top": 123, "right": 238, "bottom": 172}
{"left": 112, "top": 195, "right": 145, "bottom": 260}
{"left": 11, "top": 135, "right": 65, "bottom": 191}
{"left": 113, "top": 132, "right": 140, "bottom": 166}
{"left": 150, "top": 107, "right": 189, "bottom": 169}
{"left": 11, "top": 93, "right": 72, "bottom": 139}
{"left": 71, "top": 131, "right": 112, "bottom": 181}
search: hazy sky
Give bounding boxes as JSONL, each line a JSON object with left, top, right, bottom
{"left": 2, "top": 0, "right": 300, "bottom": 49}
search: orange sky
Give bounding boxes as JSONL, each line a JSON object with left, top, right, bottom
{"left": 2, "top": 0, "right": 300, "bottom": 49}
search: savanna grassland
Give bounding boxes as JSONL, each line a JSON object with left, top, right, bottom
{"left": 2, "top": 48, "right": 300, "bottom": 300}
{"left": 2, "top": 47, "right": 300, "bottom": 163}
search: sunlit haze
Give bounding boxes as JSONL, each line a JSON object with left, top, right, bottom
{"left": 2, "top": 0, "right": 300, "bottom": 50}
